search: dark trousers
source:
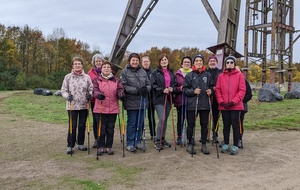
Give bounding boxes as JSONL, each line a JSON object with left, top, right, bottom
{"left": 176, "top": 106, "right": 186, "bottom": 137}
{"left": 239, "top": 111, "right": 247, "bottom": 140}
{"left": 67, "top": 109, "right": 88, "bottom": 147}
{"left": 95, "top": 113, "right": 117, "bottom": 148}
{"left": 211, "top": 99, "right": 220, "bottom": 134}
{"left": 186, "top": 110, "right": 209, "bottom": 144}
{"left": 221, "top": 110, "right": 240, "bottom": 147}
{"left": 90, "top": 102, "right": 98, "bottom": 140}
{"left": 147, "top": 101, "right": 156, "bottom": 137}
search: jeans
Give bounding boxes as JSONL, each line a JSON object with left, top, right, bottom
{"left": 154, "top": 102, "right": 171, "bottom": 141}
{"left": 126, "top": 109, "right": 145, "bottom": 146}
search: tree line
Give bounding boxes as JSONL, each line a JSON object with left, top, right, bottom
{"left": 0, "top": 23, "right": 299, "bottom": 90}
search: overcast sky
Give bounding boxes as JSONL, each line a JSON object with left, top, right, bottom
{"left": 0, "top": 0, "right": 299, "bottom": 62}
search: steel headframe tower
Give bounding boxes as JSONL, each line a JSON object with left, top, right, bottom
{"left": 203, "top": 0, "right": 242, "bottom": 70}
{"left": 244, "top": 0, "right": 295, "bottom": 91}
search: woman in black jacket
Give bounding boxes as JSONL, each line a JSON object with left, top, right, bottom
{"left": 151, "top": 54, "right": 177, "bottom": 150}
{"left": 183, "top": 54, "right": 213, "bottom": 155}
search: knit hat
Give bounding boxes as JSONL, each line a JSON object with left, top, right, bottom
{"left": 193, "top": 54, "right": 204, "bottom": 64}
{"left": 208, "top": 55, "right": 218, "bottom": 63}
{"left": 91, "top": 54, "right": 105, "bottom": 66}
{"left": 224, "top": 55, "right": 236, "bottom": 65}
{"left": 128, "top": 53, "right": 140, "bottom": 62}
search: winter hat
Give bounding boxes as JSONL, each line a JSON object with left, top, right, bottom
{"left": 208, "top": 55, "right": 218, "bottom": 63}
{"left": 193, "top": 54, "right": 204, "bottom": 64}
{"left": 224, "top": 55, "right": 236, "bottom": 65}
{"left": 128, "top": 53, "right": 140, "bottom": 62}
{"left": 91, "top": 54, "right": 105, "bottom": 66}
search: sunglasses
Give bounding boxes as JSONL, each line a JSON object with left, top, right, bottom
{"left": 226, "top": 61, "right": 234, "bottom": 64}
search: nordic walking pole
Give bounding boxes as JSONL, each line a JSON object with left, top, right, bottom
{"left": 87, "top": 101, "right": 91, "bottom": 154}
{"left": 118, "top": 113, "right": 122, "bottom": 143}
{"left": 69, "top": 100, "right": 73, "bottom": 157}
{"left": 169, "top": 93, "right": 176, "bottom": 151}
{"left": 135, "top": 96, "right": 143, "bottom": 153}
{"left": 192, "top": 88, "right": 200, "bottom": 157}
{"left": 209, "top": 95, "right": 219, "bottom": 158}
{"left": 159, "top": 94, "right": 168, "bottom": 153}
{"left": 121, "top": 102, "right": 125, "bottom": 157}
{"left": 96, "top": 102, "right": 102, "bottom": 160}
{"left": 142, "top": 97, "right": 146, "bottom": 152}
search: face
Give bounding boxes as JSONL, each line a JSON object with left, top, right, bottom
{"left": 208, "top": 58, "right": 218, "bottom": 69}
{"left": 94, "top": 57, "right": 103, "bottom": 68}
{"left": 182, "top": 58, "right": 191, "bottom": 70}
{"left": 193, "top": 57, "right": 203, "bottom": 69}
{"left": 129, "top": 57, "right": 140, "bottom": 68}
{"left": 142, "top": 58, "right": 150, "bottom": 69}
{"left": 160, "top": 56, "right": 168, "bottom": 68}
{"left": 101, "top": 64, "right": 112, "bottom": 76}
{"left": 72, "top": 60, "right": 83, "bottom": 72}
{"left": 225, "top": 59, "right": 235, "bottom": 69}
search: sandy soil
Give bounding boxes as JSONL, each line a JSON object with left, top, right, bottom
{"left": 0, "top": 92, "right": 299, "bottom": 190}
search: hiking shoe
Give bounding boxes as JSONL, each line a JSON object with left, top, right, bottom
{"left": 154, "top": 142, "right": 163, "bottom": 150}
{"left": 238, "top": 140, "right": 243, "bottom": 148}
{"left": 106, "top": 148, "right": 114, "bottom": 155}
{"left": 127, "top": 145, "right": 136, "bottom": 152}
{"left": 136, "top": 143, "right": 146, "bottom": 151}
{"left": 186, "top": 144, "right": 196, "bottom": 154}
{"left": 176, "top": 137, "right": 182, "bottom": 145}
{"left": 201, "top": 144, "right": 210, "bottom": 155}
{"left": 77, "top": 145, "right": 87, "bottom": 151}
{"left": 92, "top": 140, "right": 98, "bottom": 148}
{"left": 66, "top": 147, "right": 73, "bottom": 154}
{"left": 230, "top": 145, "right": 239, "bottom": 155}
{"left": 219, "top": 141, "right": 225, "bottom": 148}
{"left": 163, "top": 140, "right": 171, "bottom": 148}
{"left": 221, "top": 144, "right": 230, "bottom": 153}
{"left": 97, "top": 148, "right": 104, "bottom": 156}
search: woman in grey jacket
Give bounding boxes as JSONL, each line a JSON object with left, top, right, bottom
{"left": 120, "top": 53, "right": 151, "bottom": 152}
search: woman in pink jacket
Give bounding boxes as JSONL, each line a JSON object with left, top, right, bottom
{"left": 215, "top": 55, "right": 246, "bottom": 155}
{"left": 87, "top": 54, "right": 105, "bottom": 148}
{"left": 93, "top": 61, "right": 125, "bottom": 155}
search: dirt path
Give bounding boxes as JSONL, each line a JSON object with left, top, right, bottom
{"left": 0, "top": 92, "right": 300, "bottom": 190}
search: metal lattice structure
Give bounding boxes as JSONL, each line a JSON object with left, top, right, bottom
{"left": 244, "top": 0, "right": 295, "bottom": 91}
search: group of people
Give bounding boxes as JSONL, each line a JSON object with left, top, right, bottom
{"left": 61, "top": 52, "right": 252, "bottom": 156}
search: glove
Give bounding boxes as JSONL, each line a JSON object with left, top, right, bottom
{"left": 67, "top": 95, "right": 73, "bottom": 102}
{"left": 227, "top": 101, "right": 235, "bottom": 108}
{"left": 120, "top": 96, "right": 126, "bottom": 101}
{"left": 220, "top": 102, "right": 226, "bottom": 107}
{"left": 97, "top": 94, "right": 106, "bottom": 100}
{"left": 137, "top": 86, "right": 148, "bottom": 95}
{"left": 86, "top": 94, "right": 91, "bottom": 101}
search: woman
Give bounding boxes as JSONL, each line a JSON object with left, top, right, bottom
{"left": 120, "top": 53, "right": 151, "bottom": 152}
{"left": 93, "top": 61, "right": 125, "bottom": 155}
{"left": 87, "top": 54, "right": 105, "bottom": 148}
{"left": 215, "top": 55, "right": 246, "bottom": 155}
{"left": 183, "top": 54, "right": 212, "bottom": 155}
{"left": 174, "top": 56, "right": 192, "bottom": 145}
{"left": 61, "top": 57, "right": 93, "bottom": 154}
{"left": 151, "top": 53, "right": 177, "bottom": 150}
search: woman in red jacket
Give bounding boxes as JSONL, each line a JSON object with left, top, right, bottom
{"left": 215, "top": 55, "right": 246, "bottom": 155}
{"left": 93, "top": 61, "right": 125, "bottom": 155}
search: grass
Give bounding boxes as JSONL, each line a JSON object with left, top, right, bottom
{"left": 3, "top": 91, "right": 300, "bottom": 131}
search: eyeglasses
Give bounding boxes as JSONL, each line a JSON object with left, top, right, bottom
{"left": 226, "top": 61, "right": 234, "bottom": 64}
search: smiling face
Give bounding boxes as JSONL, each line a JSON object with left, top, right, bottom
{"left": 182, "top": 58, "right": 191, "bottom": 70}
{"left": 94, "top": 57, "right": 103, "bottom": 68}
{"left": 160, "top": 56, "right": 168, "bottom": 68}
{"left": 72, "top": 60, "right": 83, "bottom": 72}
{"left": 142, "top": 57, "right": 150, "bottom": 69}
{"left": 208, "top": 58, "right": 218, "bottom": 69}
{"left": 193, "top": 57, "right": 204, "bottom": 69}
{"left": 101, "top": 63, "right": 112, "bottom": 76}
{"left": 129, "top": 57, "right": 140, "bottom": 69}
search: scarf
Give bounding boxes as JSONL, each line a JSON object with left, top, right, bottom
{"left": 180, "top": 68, "right": 192, "bottom": 76}
{"left": 72, "top": 69, "right": 83, "bottom": 75}
{"left": 101, "top": 72, "right": 113, "bottom": 80}
{"left": 192, "top": 65, "right": 206, "bottom": 74}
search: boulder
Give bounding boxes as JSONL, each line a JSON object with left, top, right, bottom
{"left": 54, "top": 90, "right": 62, "bottom": 96}
{"left": 258, "top": 84, "right": 283, "bottom": 102}
{"left": 34, "top": 88, "right": 47, "bottom": 95}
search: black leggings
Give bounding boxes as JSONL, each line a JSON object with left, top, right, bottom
{"left": 221, "top": 110, "right": 240, "bottom": 147}
{"left": 186, "top": 110, "right": 209, "bottom": 144}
